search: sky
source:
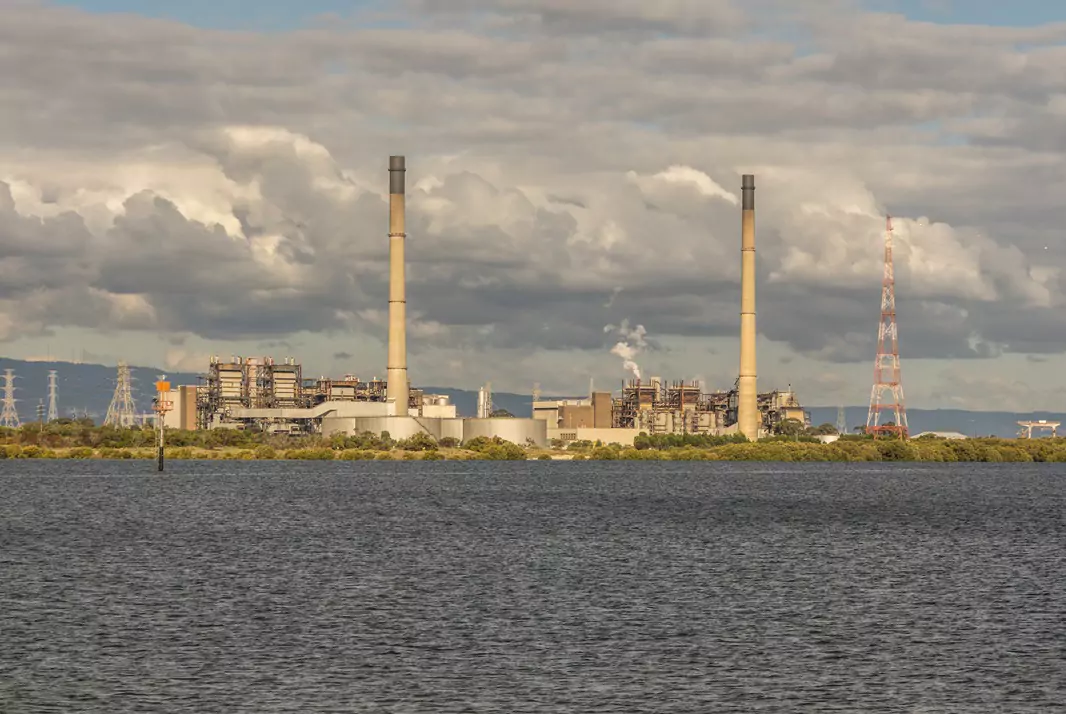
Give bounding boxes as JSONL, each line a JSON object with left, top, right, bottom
{"left": 3, "top": 0, "right": 1066, "bottom": 411}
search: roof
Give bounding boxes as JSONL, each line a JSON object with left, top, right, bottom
{"left": 912, "top": 431, "right": 968, "bottom": 440}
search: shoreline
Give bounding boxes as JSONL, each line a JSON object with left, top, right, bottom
{"left": 1, "top": 437, "right": 1063, "bottom": 463}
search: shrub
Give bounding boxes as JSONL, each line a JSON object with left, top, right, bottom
{"left": 462, "top": 436, "right": 495, "bottom": 452}
{"left": 397, "top": 433, "right": 438, "bottom": 452}
{"left": 64, "top": 447, "right": 94, "bottom": 459}
{"left": 339, "top": 449, "right": 373, "bottom": 460}
{"left": 284, "top": 448, "right": 334, "bottom": 460}
{"left": 478, "top": 443, "right": 527, "bottom": 460}
{"left": 254, "top": 445, "right": 277, "bottom": 460}
{"left": 877, "top": 440, "right": 917, "bottom": 461}
{"left": 589, "top": 447, "right": 618, "bottom": 460}
{"left": 97, "top": 447, "right": 134, "bottom": 460}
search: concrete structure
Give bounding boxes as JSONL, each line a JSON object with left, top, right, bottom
{"left": 319, "top": 413, "right": 547, "bottom": 447}
{"left": 737, "top": 173, "right": 759, "bottom": 440}
{"left": 322, "top": 414, "right": 439, "bottom": 441}
{"left": 386, "top": 155, "right": 409, "bottom": 416}
{"left": 549, "top": 427, "right": 643, "bottom": 447}
{"left": 162, "top": 386, "right": 198, "bottom": 431}
{"left": 464, "top": 417, "right": 547, "bottom": 447}
{"left": 420, "top": 394, "right": 457, "bottom": 419}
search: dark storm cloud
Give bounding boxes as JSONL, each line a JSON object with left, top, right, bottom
{"left": 0, "top": 0, "right": 1064, "bottom": 389}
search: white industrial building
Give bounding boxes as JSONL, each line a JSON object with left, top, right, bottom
{"left": 191, "top": 155, "right": 548, "bottom": 448}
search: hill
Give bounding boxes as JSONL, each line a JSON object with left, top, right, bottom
{"left": 0, "top": 357, "right": 199, "bottom": 423}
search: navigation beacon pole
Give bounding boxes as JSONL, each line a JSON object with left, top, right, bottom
{"left": 153, "top": 376, "right": 172, "bottom": 472}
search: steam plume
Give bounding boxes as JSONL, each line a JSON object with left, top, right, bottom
{"left": 604, "top": 319, "right": 648, "bottom": 381}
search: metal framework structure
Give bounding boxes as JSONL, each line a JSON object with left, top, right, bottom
{"left": 47, "top": 370, "right": 58, "bottom": 423}
{"left": 1, "top": 369, "right": 19, "bottom": 428}
{"left": 104, "top": 361, "right": 138, "bottom": 428}
{"left": 196, "top": 355, "right": 418, "bottom": 430}
{"left": 836, "top": 405, "right": 848, "bottom": 435}
{"left": 153, "top": 376, "right": 173, "bottom": 472}
{"left": 607, "top": 378, "right": 803, "bottom": 435}
{"left": 1017, "top": 420, "right": 1059, "bottom": 439}
{"left": 867, "top": 216, "right": 909, "bottom": 438}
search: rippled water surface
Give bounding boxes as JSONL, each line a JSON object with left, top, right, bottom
{"left": 1, "top": 460, "right": 1064, "bottom": 712}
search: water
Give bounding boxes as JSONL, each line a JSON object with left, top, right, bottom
{"left": 1, "top": 460, "right": 1063, "bottom": 712}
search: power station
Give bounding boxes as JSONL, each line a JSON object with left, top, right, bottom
{"left": 174, "top": 160, "right": 806, "bottom": 445}
{"left": 187, "top": 156, "right": 549, "bottom": 446}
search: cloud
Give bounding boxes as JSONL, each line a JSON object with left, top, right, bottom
{"left": 0, "top": 0, "right": 1063, "bottom": 407}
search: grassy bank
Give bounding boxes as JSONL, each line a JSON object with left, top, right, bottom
{"left": 2, "top": 420, "right": 1063, "bottom": 462}
{"left": 0, "top": 445, "right": 529, "bottom": 461}
{"left": 1, "top": 434, "right": 1065, "bottom": 462}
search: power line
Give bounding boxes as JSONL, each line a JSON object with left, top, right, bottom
{"left": 47, "top": 370, "right": 58, "bottom": 422}
{"left": 1, "top": 369, "right": 19, "bottom": 428}
{"left": 866, "top": 216, "right": 909, "bottom": 439}
{"left": 104, "top": 361, "right": 137, "bottom": 427}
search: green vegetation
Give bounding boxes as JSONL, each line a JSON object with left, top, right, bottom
{"left": 0, "top": 420, "right": 530, "bottom": 461}
{"left": 0, "top": 418, "right": 1061, "bottom": 462}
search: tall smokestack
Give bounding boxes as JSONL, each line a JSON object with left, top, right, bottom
{"left": 386, "top": 155, "right": 409, "bottom": 415}
{"left": 737, "top": 174, "right": 759, "bottom": 440}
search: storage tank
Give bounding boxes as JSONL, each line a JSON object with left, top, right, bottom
{"left": 462, "top": 418, "right": 547, "bottom": 447}
{"left": 320, "top": 415, "right": 442, "bottom": 441}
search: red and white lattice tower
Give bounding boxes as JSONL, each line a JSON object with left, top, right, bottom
{"left": 866, "top": 215, "right": 909, "bottom": 439}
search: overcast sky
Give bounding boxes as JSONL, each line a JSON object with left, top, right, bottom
{"left": 2, "top": 0, "right": 1065, "bottom": 411}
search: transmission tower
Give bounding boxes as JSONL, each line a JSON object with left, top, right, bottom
{"left": 1, "top": 369, "right": 19, "bottom": 428}
{"left": 104, "top": 361, "right": 138, "bottom": 427}
{"left": 866, "top": 216, "right": 909, "bottom": 439}
{"left": 47, "top": 370, "right": 58, "bottom": 422}
{"left": 836, "top": 405, "right": 847, "bottom": 435}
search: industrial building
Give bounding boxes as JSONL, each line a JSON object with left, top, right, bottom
{"left": 186, "top": 155, "right": 548, "bottom": 447}
{"left": 169, "top": 160, "right": 800, "bottom": 449}
{"left": 161, "top": 385, "right": 198, "bottom": 431}
{"left": 532, "top": 172, "right": 807, "bottom": 446}
{"left": 533, "top": 380, "right": 807, "bottom": 446}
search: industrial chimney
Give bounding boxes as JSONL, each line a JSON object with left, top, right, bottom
{"left": 386, "top": 156, "right": 409, "bottom": 416}
{"left": 737, "top": 174, "right": 759, "bottom": 440}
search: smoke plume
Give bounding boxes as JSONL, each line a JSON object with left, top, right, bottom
{"left": 604, "top": 319, "right": 648, "bottom": 381}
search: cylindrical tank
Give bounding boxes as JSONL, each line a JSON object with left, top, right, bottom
{"left": 462, "top": 418, "right": 547, "bottom": 447}
{"left": 320, "top": 415, "right": 442, "bottom": 441}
